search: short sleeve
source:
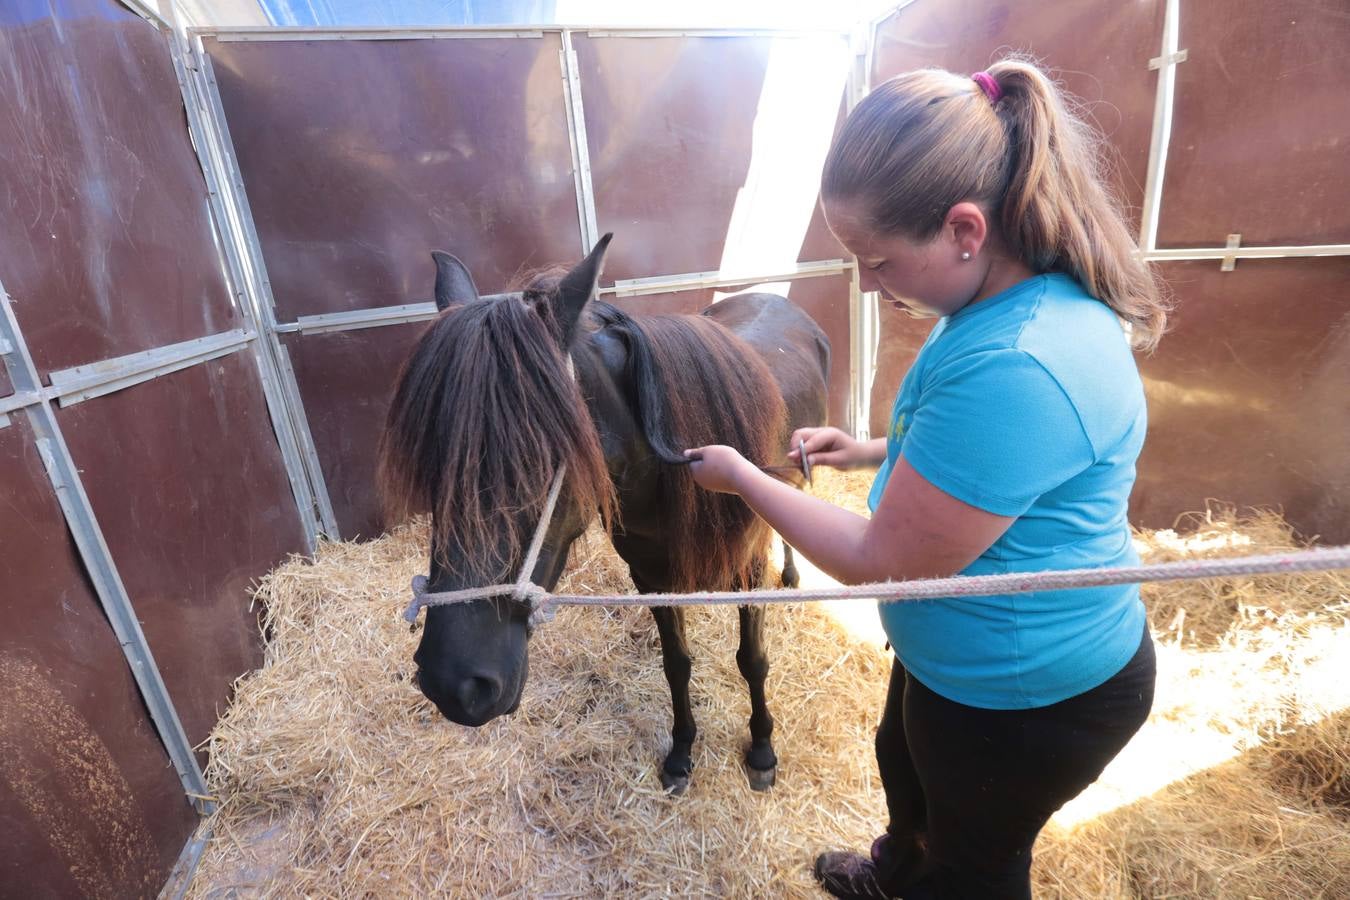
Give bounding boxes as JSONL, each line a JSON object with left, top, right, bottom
{"left": 898, "top": 349, "right": 1094, "bottom": 517}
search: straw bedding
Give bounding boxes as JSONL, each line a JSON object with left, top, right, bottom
{"left": 191, "top": 471, "right": 1348, "bottom": 898}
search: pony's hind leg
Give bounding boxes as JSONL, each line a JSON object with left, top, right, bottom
{"left": 650, "top": 605, "right": 697, "bottom": 794}
{"left": 737, "top": 603, "right": 778, "bottom": 790}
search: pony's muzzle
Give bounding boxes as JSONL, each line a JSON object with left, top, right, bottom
{"left": 456, "top": 674, "right": 504, "bottom": 721}
{"left": 417, "top": 667, "right": 507, "bottom": 727}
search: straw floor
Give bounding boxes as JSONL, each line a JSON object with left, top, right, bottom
{"left": 190, "top": 471, "right": 1349, "bottom": 898}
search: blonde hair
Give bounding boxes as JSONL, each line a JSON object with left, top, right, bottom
{"left": 822, "top": 58, "right": 1168, "bottom": 350}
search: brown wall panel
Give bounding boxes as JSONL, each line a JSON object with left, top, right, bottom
{"left": 55, "top": 351, "right": 309, "bottom": 752}
{"left": 575, "top": 34, "right": 768, "bottom": 283}
{"left": 608, "top": 288, "right": 719, "bottom": 318}
{"left": 205, "top": 34, "right": 582, "bottom": 320}
{"left": 797, "top": 192, "right": 849, "bottom": 265}
{"left": 870, "top": 0, "right": 1161, "bottom": 235}
{"left": 0, "top": 415, "right": 197, "bottom": 898}
{"left": 577, "top": 35, "right": 849, "bottom": 284}
{"left": 610, "top": 276, "right": 851, "bottom": 427}
{"left": 1156, "top": 0, "right": 1350, "bottom": 247}
{"left": 282, "top": 324, "right": 426, "bottom": 540}
{"left": 781, "top": 275, "right": 852, "bottom": 429}
{"left": 1134, "top": 258, "right": 1350, "bottom": 542}
{"left": 0, "top": 1, "right": 242, "bottom": 377}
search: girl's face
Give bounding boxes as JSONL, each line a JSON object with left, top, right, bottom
{"left": 823, "top": 198, "right": 988, "bottom": 318}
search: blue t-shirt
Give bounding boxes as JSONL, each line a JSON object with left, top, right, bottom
{"left": 868, "top": 273, "right": 1147, "bottom": 710}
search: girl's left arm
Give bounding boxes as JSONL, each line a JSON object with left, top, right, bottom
{"left": 686, "top": 445, "right": 1013, "bottom": 585}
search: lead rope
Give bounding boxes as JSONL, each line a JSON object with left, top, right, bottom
{"left": 405, "top": 355, "right": 574, "bottom": 630}
{"left": 407, "top": 542, "right": 1350, "bottom": 623}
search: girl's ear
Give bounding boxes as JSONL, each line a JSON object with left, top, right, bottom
{"left": 945, "top": 202, "right": 989, "bottom": 260}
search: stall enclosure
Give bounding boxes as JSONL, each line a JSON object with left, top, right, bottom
{"left": 3, "top": 0, "right": 1348, "bottom": 896}
{"left": 0, "top": 6, "right": 868, "bottom": 894}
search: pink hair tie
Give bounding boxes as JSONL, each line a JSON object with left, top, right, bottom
{"left": 972, "top": 71, "right": 1003, "bottom": 105}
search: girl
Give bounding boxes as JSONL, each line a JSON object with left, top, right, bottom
{"left": 686, "top": 59, "right": 1166, "bottom": 899}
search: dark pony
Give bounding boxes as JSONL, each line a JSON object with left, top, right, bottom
{"left": 380, "top": 235, "right": 830, "bottom": 792}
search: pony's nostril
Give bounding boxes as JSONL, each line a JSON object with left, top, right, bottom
{"left": 456, "top": 674, "right": 503, "bottom": 718}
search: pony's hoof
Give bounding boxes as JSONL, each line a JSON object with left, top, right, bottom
{"left": 661, "top": 770, "right": 690, "bottom": 795}
{"left": 746, "top": 764, "right": 777, "bottom": 792}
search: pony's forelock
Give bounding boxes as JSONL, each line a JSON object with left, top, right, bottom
{"left": 378, "top": 290, "right": 613, "bottom": 582}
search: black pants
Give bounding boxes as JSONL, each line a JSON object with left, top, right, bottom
{"left": 874, "top": 627, "right": 1155, "bottom": 899}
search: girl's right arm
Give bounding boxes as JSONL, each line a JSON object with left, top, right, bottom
{"left": 788, "top": 426, "right": 887, "bottom": 469}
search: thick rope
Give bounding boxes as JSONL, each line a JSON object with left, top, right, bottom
{"left": 404, "top": 354, "right": 575, "bottom": 629}
{"left": 405, "top": 543, "right": 1350, "bottom": 623}
{"left": 404, "top": 464, "right": 565, "bottom": 628}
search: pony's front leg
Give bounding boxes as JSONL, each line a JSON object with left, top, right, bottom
{"left": 737, "top": 603, "right": 778, "bottom": 790}
{"left": 651, "top": 605, "right": 696, "bottom": 794}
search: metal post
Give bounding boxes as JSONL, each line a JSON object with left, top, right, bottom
{"left": 560, "top": 29, "right": 601, "bottom": 254}
{"left": 163, "top": 9, "right": 339, "bottom": 546}
{"left": 0, "top": 282, "right": 213, "bottom": 816}
{"left": 845, "top": 23, "right": 876, "bottom": 439}
{"left": 1138, "top": 0, "right": 1185, "bottom": 253}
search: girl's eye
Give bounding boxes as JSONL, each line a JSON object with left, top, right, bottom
{"left": 865, "top": 260, "right": 886, "bottom": 272}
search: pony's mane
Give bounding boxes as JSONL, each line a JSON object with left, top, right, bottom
{"left": 589, "top": 302, "right": 788, "bottom": 592}
{"left": 378, "top": 281, "right": 612, "bottom": 582}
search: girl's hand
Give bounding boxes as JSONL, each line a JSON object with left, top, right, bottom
{"left": 684, "top": 445, "right": 755, "bottom": 494}
{"left": 789, "top": 426, "right": 877, "bottom": 469}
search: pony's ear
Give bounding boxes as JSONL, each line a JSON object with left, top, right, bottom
{"left": 553, "top": 233, "right": 612, "bottom": 344}
{"left": 431, "top": 251, "right": 480, "bottom": 311}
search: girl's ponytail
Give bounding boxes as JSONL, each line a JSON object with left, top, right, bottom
{"left": 988, "top": 60, "right": 1168, "bottom": 350}
{"left": 823, "top": 57, "right": 1169, "bottom": 350}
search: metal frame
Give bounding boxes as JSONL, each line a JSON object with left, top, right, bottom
{"left": 211, "top": 27, "right": 545, "bottom": 41}
{"left": 0, "top": 328, "right": 254, "bottom": 420}
{"left": 560, "top": 30, "right": 601, "bottom": 253}
{"left": 265, "top": 258, "right": 856, "bottom": 334}
{"left": 167, "top": 15, "right": 340, "bottom": 545}
{"left": 275, "top": 302, "right": 440, "bottom": 336}
{"left": 117, "top": 0, "right": 171, "bottom": 29}
{"left": 1131, "top": 0, "right": 1350, "bottom": 269}
{"left": 581, "top": 28, "right": 850, "bottom": 39}
{"left": 158, "top": 822, "right": 212, "bottom": 900}
{"left": 608, "top": 259, "right": 849, "bottom": 297}
{"left": 1145, "top": 243, "right": 1350, "bottom": 264}
{"left": 846, "top": 16, "right": 886, "bottom": 440}
{"left": 197, "top": 25, "right": 849, "bottom": 41}
{"left": 1137, "top": 0, "right": 1183, "bottom": 254}
{"left": 0, "top": 281, "right": 213, "bottom": 817}
{"left": 48, "top": 328, "right": 254, "bottom": 407}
